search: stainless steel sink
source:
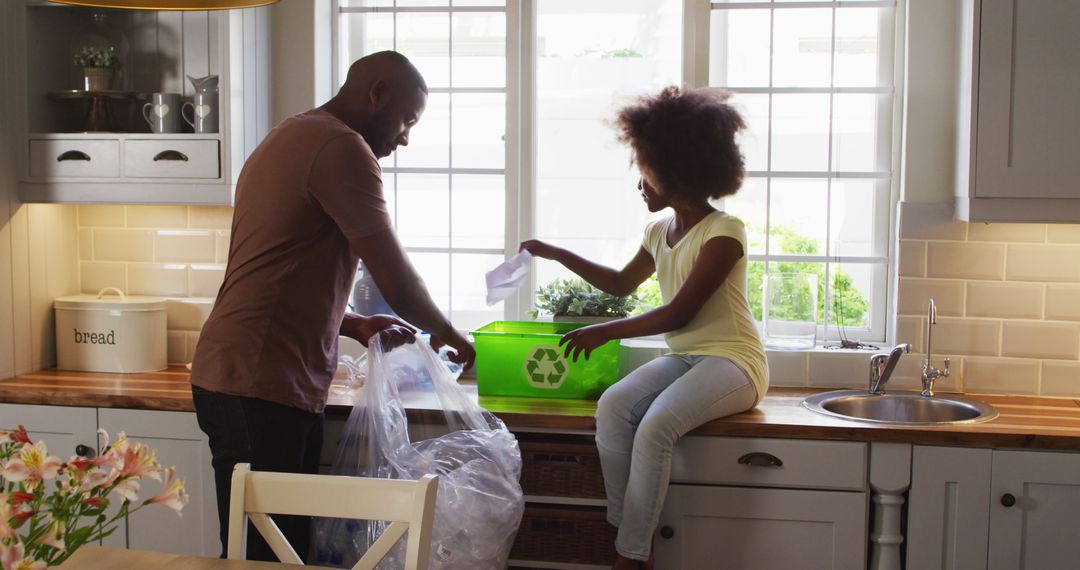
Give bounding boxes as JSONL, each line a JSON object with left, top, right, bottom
{"left": 802, "top": 390, "right": 998, "bottom": 425}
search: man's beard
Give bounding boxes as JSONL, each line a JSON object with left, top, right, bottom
{"left": 360, "top": 108, "right": 396, "bottom": 158}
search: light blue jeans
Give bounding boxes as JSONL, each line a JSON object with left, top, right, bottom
{"left": 596, "top": 354, "right": 757, "bottom": 561}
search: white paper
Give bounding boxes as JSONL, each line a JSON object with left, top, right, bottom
{"left": 485, "top": 250, "right": 533, "bottom": 305}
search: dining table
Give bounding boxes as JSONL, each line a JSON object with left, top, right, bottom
{"left": 57, "top": 546, "right": 288, "bottom": 568}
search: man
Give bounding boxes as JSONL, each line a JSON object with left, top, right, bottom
{"left": 189, "top": 50, "right": 475, "bottom": 561}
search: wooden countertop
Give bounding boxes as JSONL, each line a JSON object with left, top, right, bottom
{"left": 3, "top": 367, "right": 1080, "bottom": 450}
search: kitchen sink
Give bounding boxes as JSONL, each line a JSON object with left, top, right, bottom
{"left": 802, "top": 390, "right": 998, "bottom": 425}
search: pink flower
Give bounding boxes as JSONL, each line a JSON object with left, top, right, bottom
{"left": 0, "top": 542, "right": 46, "bottom": 570}
{"left": 32, "top": 520, "right": 64, "bottom": 551}
{"left": 143, "top": 468, "right": 188, "bottom": 516}
{"left": 108, "top": 435, "right": 162, "bottom": 482}
{"left": 9, "top": 427, "right": 31, "bottom": 445}
{"left": 112, "top": 477, "right": 141, "bottom": 503}
{"left": 2, "top": 442, "right": 62, "bottom": 491}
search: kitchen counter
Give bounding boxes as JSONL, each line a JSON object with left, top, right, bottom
{"left": 3, "top": 367, "right": 1080, "bottom": 450}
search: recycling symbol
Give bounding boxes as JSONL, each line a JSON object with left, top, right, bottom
{"left": 524, "top": 345, "right": 568, "bottom": 389}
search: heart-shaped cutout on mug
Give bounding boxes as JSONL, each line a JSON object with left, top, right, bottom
{"left": 195, "top": 104, "right": 212, "bottom": 118}
{"left": 154, "top": 104, "right": 170, "bottom": 117}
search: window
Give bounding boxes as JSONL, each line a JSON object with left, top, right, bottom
{"left": 707, "top": 0, "right": 898, "bottom": 342}
{"left": 334, "top": 0, "right": 900, "bottom": 342}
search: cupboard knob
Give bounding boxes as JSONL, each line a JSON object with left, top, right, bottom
{"left": 1001, "top": 493, "right": 1016, "bottom": 507}
{"left": 660, "top": 526, "right": 674, "bottom": 539}
{"left": 75, "top": 444, "right": 96, "bottom": 458}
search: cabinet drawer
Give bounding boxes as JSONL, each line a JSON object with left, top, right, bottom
{"left": 510, "top": 505, "right": 616, "bottom": 566}
{"left": 29, "top": 139, "right": 119, "bottom": 178}
{"left": 671, "top": 436, "right": 867, "bottom": 491}
{"left": 123, "top": 139, "right": 220, "bottom": 179}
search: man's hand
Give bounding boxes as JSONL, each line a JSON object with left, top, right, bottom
{"left": 343, "top": 314, "right": 416, "bottom": 351}
{"left": 429, "top": 329, "right": 477, "bottom": 372}
{"left": 519, "top": 239, "right": 563, "bottom": 261}
{"left": 559, "top": 324, "right": 613, "bottom": 362}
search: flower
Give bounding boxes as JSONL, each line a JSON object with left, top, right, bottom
{"left": 0, "top": 426, "right": 185, "bottom": 567}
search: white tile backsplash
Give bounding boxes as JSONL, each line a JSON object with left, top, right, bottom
{"left": 76, "top": 205, "right": 230, "bottom": 364}
{"left": 897, "top": 202, "right": 1080, "bottom": 397}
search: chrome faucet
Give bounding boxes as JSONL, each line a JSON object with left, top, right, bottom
{"left": 869, "top": 343, "right": 911, "bottom": 395}
{"left": 922, "top": 298, "right": 951, "bottom": 397}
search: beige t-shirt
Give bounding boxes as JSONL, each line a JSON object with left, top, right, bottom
{"left": 642, "top": 211, "right": 769, "bottom": 402}
{"left": 190, "top": 109, "right": 392, "bottom": 413}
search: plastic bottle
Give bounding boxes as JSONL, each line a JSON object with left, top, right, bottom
{"left": 351, "top": 262, "right": 395, "bottom": 316}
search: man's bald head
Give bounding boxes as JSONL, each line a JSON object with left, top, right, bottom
{"left": 341, "top": 51, "right": 428, "bottom": 97}
{"left": 323, "top": 51, "right": 428, "bottom": 158}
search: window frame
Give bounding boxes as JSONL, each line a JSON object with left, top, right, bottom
{"left": 331, "top": 0, "right": 905, "bottom": 344}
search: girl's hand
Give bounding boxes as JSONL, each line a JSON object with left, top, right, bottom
{"left": 519, "top": 239, "right": 562, "bottom": 260}
{"left": 559, "top": 324, "right": 612, "bottom": 362}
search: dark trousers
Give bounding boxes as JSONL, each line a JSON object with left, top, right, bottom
{"left": 191, "top": 385, "right": 324, "bottom": 562}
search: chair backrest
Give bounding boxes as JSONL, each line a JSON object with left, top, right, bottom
{"left": 227, "top": 463, "right": 438, "bottom": 570}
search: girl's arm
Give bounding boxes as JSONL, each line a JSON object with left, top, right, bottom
{"left": 520, "top": 240, "right": 655, "bottom": 296}
{"left": 559, "top": 236, "right": 743, "bottom": 361}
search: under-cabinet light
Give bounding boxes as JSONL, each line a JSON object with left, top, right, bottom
{"left": 48, "top": 0, "right": 277, "bottom": 10}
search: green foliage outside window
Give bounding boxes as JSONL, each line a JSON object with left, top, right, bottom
{"left": 628, "top": 224, "right": 870, "bottom": 328}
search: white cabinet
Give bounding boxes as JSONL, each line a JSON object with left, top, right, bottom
{"left": 955, "top": 0, "right": 1080, "bottom": 222}
{"left": 654, "top": 436, "right": 869, "bottom": 570}
{"left": 0, "top": 403, "right": 218, "bottom": 558}
{"left": 7, "top": 3, "right": 270, "bottom": 205}
{"left": 98, "top": 408, "right": 219, "bottom": 557}
{"left": 987, "top": 450, "right": 1080, "bottom": 570}
{"left": 0, "top": 402, "right": 97, "bottom": 458}
{"left": 907, "top": 445, "right": 1080, "bottom": 570}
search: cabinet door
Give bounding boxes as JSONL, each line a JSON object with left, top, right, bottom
{"left": 97, "top": 408, "right": 218, "bottom": 558}
{"left": 0, "top": 403, "right": 97, "bottom": 458}
{"left": 654, "top": 484, "right": 866, "bottom": 570}
{"left": 906, "top": 445, "right": 992, "bottom": 570}
{"left": 975, "top": 0, "right": 1080, "bottom": 199}
{"left": 988, "top": 449, "right": 1080, "bottom": 570}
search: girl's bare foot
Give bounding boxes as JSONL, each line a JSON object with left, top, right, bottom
{"left": 612, "top": 553, "right": 645, "bottom": 570}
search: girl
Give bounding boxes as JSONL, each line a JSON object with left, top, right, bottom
{"left": 520, "top": 86, "right": 768, "bottom": 570}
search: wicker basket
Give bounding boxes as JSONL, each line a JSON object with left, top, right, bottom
{"left": 518, "top": 433, "right": 606, "bottom": 499}
{"left": 510, "top": 505, "right": 617, "bottom": 565}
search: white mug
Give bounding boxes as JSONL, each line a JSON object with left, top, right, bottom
{"left": 142, "top": 93, "right": 182, "bottom": 134}
{"left": 182, "top": 92, "right": 218, "bottom": 134}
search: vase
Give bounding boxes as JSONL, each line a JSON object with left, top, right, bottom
{"left": 83, "top": 67, "right": 114, "bottom": 92}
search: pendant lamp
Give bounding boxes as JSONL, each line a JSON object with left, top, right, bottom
{"left": 48, "top": 0, "right": 278, "bottom": 9}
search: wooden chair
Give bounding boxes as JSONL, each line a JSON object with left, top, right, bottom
{"left": 227, "top": 463, "right": 438, "bottom": 570}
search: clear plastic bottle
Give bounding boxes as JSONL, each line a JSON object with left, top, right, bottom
{"left": 351, "top": 262, "right": 395, "bottom": 316}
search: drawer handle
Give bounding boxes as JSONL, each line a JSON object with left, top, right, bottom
{"left": 660, "top": 526, "right": 675, "bottom": 539}
{"left": 57, "top": 150, "right": 91, "bottom": 162}
{"left": 75, "top": 444, "right": 96, "bottom": 458}
{"left": 153, "top": 150, "right": 189, "bottom": 162}
{"left": 1001, "top": 493, "right": 1016, "bottom": 508}
{"left": 738, "top": 452, "right": 783, "bottom": 468}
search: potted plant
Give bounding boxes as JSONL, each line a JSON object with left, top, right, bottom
{"left": 532, "top": 278, "right": 638, "bottom": 323}
{"left": 73, "top": 46, "right": 122, "bottom": 92}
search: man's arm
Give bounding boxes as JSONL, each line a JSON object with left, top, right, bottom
{"left": 349, "top": 227, "right": 476, "bottom": 370}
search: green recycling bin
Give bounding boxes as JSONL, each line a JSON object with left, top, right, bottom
{"left": 472, "top": 321, "right": 621, "bottom": 400}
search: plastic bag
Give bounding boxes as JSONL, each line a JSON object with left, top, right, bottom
{"left": 314, "top": 335, "right": 524, "bottom": 569}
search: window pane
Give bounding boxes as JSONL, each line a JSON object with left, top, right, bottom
{"left": 746, "top": 260, "right": 767, "bottom": 322}
{"left": 384, "top": 173, "right": 397, "bottom": 226}
{"left": 398, "top": 0, "right": 450, "bottom": 6}
{"left": 772, "top": 8, "right": 832, "bottom": 88}
{"left": 769, "top": 178, "right": 827, "bottom": 256}
{"left": 451, "top": 174, "right": 504, "bottom": 249}
{"left": 729, "top": 93, "right": 769, "bottom": 172}
{"left": 394, "top": 93, "right": 450, "bottom": 168}
{"left": 830, "top": 179, "right": 889, "bottom": 258}
{"left": 453, "top": 0, "right": 505, "bottom": 6}
{"left": 397, "top": 174, "right": 449, "bottom": 248}
{"left": 452, "top": 12, "right": 506, "bottom": 88}
{"left": 832, "top": 93, "right": 890, "bottom": 172}
{"left": 340, "top": 13, "right": 394, "bottom": 82}
{"left": 827, "top": 262, "right": 877, "bottom": 329}
{"left": 771, "top": 94, "right": 830, "bottom": 171}
{"left": 710, "top": 9, "right": 770, "bottom": 88}
{"left": 398, "top": 12, "right": 451, "bottom": 88}
{"left": 718, "top": 177, "right": 767, "bottom": 255}
{"left": 451, "top": 253, "right": 503, "bottom": 329}
{"left": 408, "top": 252, "right": 451, "bottom": 312}
{"left": 767, "top": 261, "right": 824, "bottom": 324}
{"left": 834, "top": 7, "right": 886, "bottom": 87}
{"left": 535, "top": 0, "right": 681, "bottom": 287}
{"left": 340, "top": 0, "right": 393, "bottom": 7}
{"left": 451, "top": 93, "right": 505, "bottom": 169}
